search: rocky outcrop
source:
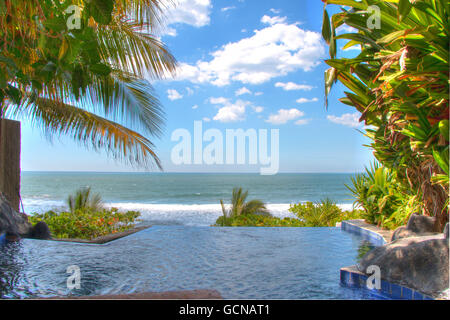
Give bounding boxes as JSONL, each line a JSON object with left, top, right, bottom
{"left": 406, "top": 213, "right": 439, "bottom": 233}
{"left": 0, "top": 193, "right": 32, "bottom": 237}
{"left": 358, "top": 234, "right": 449, "bottom": 296}
{"left": 391, "top": 213, "right": 440, "bottom": 241}
{"left": 29, "top": 221, "right": 51, "bottom": 240}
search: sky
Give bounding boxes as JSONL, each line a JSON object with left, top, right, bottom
{"left": 20, "top": 0, "right": 374, "bottom": 173}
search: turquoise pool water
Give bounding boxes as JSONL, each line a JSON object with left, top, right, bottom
{"left": 0, "top": 226, "right": 383, "bottom": 299}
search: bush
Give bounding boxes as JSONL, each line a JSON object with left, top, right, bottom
{"left": 346, "top": 162, "right": 419, "bottom": 229}
{"left": 214, "top": 214, "right": 304, "bottom": 227}
{"left": 214, "top": 199, "right": 363, "bottom": 227}
{"left": 28, "top": 208, "right": 141, "bottom": 240}
{"left": 289, "top": 199, "right": 363, "bottom": 227}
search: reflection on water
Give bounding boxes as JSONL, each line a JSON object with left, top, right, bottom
{"left": 1, "top": 227, "right": 380, "bottom": 299}
{"left": 356, "top": 241, "right": 375, "bottom": 263}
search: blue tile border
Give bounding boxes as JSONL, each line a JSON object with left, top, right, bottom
{"left": 339, "top": 220, "right": 436, "bottom": 300}
{"left": 341, "top": 220, "right": 386, "bottom": 246}
{"left": 340, "top": 267, "right": 435, "bottom": 300}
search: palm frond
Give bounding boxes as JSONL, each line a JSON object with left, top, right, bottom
{"left": 14, "top": 97, "right": 162, "bottom": 169}
{"left": 97, "top": 17, "right": 177, "bottom": 79}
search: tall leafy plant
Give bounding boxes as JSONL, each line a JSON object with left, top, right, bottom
{"left": 322, "top": 0, "right": 449, "bottom": 230}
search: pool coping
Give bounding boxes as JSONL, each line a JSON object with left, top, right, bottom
{"left": 339, "top": 219, "right": 435, "bottom": 300}
{"left": 49, "top": 225, "right": 152, "bottom": 244}
{"left": 341, "top": 219, "right": 392, "bottom": 245}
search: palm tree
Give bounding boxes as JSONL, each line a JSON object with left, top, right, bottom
{"left": 67, "top": 187, "right": 103, "bottom": 213}
{"left": 1, "top": 0, "right": 177, "bottom": 168}
{"left": 220, "top": 188, "right": 270, "bottom": 224}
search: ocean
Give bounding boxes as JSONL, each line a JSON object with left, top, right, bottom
{"left": 21, "top": 172, "right": 358, "bottom": 226}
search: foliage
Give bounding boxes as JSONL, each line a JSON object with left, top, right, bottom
{"left": 347, "top": 162, "right": 421, "bottom": 229}
{"left": 28, "top": 207, "right": 141, "bottom": 239}
{"left": 0, "top": 0, "right": 177, "bottom": 168}
{"left": 289, "top": 198, "right": 363, "bottom": 227}
{"left": 218, "top": 187, "right": 270, "bottom": 226}
{"left": 214, "top": 214, "right": 304, "bottom": 227}
{"left": 67, "top": 187, "right": 103, "bottom": 212}
{"left": 322, "top": 0, "right": 449, "bottom": 230}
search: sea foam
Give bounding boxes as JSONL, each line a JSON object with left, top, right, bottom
{"left": 23, "top": 199, "right": 358, "bottom": 227}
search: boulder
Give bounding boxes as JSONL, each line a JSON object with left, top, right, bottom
{"left": 30, "top": 221, "right": 51, "bottom": 240}
{"left": 358, "top": 234, "right": 449, "bottom": 296}
{"left": 391, "top": 213, "right": 441, "bottom": 241}
{"left": 406, "top": 213, "right": 438, "bottom": 233}
{"left": 0, "top": 193, "right": 32, "bottom": 237}
{"left": 391, "top": 226, "right": 416, "bottom": 241}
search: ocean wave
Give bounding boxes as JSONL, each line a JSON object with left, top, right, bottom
{"left": 22, "top": 198, "right": 358, "bottom": 226}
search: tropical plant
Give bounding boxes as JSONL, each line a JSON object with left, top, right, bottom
{"left": 0, "top": 0, "right": 177, "bottom": 168}
{"left": 289, "top": 198, "right": 362, "bottom": 227}
{"left": 29, "top": 207, "right": 141, "bottom": 239}
{"left": 346, "top": 161, "right": 418, "bottom": 228}
{"left": 322, "top": 0, "right": 449, "bottom": 230}
{"left": 67, "top": 187, "right": 103, "bottom": 212}
{"left": 214, "top": 214, "right": 304, "bottom": 227}
{"left": 218, "top": 187, "right": 270, "bottom": 226}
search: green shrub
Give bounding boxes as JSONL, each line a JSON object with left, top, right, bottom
{"left": 214, "top": 214, "right": 304, "bottom": 227}
{"left": 289, "top": 199, "right": 363, "bottom": 227}
{"left": 28, "top": 208, "right": 141, "bottom": 240}
{"left": 346, "top": 162, "right": 419, "bottom": 229}
{"left": 67, "top": 187, "right": 103, "bottom": 213}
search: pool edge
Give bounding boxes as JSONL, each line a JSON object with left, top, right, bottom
{"left": 339, "top": 220, "right": 435, "bottom": 300}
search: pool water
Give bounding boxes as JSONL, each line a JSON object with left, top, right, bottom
{"left": 0, "top": 226, "right": 381, "bottom": 299}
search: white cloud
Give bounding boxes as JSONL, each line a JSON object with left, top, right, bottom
{"left": 167, "top": 89, "right": 183, "bottom": 100}
{"left": 327, "top": 112, "right": 361, "bottom": 128}
{"left": 221, "top": 6, "right": 236, "bottom": 12}
{"left": 295, "top": 119, "right": 309, "bottom": 125}
{"left": 162, "top": 0, "right": 212, "bottom": 36}
{"left": 192, "top": 105, "right": 199, "bottom": 109}
{"left": 296, "top": 97, "right": 318, "bottom": 104}
{"left": 266, "top": 108, "right": 305, "bottom": 125}
{"left": 336, "top": 24, "right": 358, "bottom": 35}
{"left": 209, "top": 97, "right": 229, "bottom": 105}
{"left": 186, "top": 87, "right": 194, "bottom": 96}
{"left": 235, "top": 87, "right": 252, "bottom": 96}
{"left": 173, "top": 17, "right": 325, "bottom": 86}
{"left": 254, "top": 92, "right": 263, "bottom": 96}
{"left": 275, "top": 82, "right": 313, "bottom": 91}
{"left": 252, "top": 106, "right": 264, "bottom": 113}
{"left": 212, "top": 99, "right": 249, "bottom": 123}
{"left": 270, "top": 8, "right": 281, "bottom": 14}
{"left": 202, "top": 117, "right": 211, "bottom": 122}
{"left": 261, "top": 15, "right": 287, "bottom": 25}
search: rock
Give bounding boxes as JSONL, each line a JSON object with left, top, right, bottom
{"left": 406, "top": 213, "right": 438, "bottom": 233}
{"left": 30, "top": 221, "right": 51, "bottom": 240}
{"left": 444, "top": 223, "right": 449, "bottom": 239}
{"left": 391, "top": 226, "right": 416, "bottom": 241}
{"left": 358, "top": 234, "right": 449, "bottom": 296}
{"left": 391, "top": 213, "right": 442, "bottom": 241}
{"left": 0, "top": 193, "right": 32, "bottom": 237}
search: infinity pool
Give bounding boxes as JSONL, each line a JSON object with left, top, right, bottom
{"left": 0, "top": 226, "right": 379, "bottom": 299}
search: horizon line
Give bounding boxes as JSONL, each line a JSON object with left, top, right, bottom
{"left": 22, "top": 170, "right": 363, "bottom": 174}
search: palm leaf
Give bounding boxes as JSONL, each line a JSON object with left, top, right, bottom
{"left": 14, "top": 97, "right": 162, "bottom": 169}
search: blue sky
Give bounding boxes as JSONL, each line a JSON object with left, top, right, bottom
{"left": 21, "top": 0, "right": 374, "bottom": 173}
